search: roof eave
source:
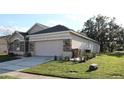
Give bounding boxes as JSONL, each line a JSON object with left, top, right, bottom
{"left": 69, "top": 31, "right": 99, "bottom": 44}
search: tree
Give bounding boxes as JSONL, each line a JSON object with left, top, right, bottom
{"left": 82, "top": 14, "right": 123, "bottom": 52}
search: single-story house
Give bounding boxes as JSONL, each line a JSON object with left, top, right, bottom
{"left": 0, "top": 35, "right": 10, "bottom": 55}
{"left": 9, "top": 23, "right": 100, "bottom": 57}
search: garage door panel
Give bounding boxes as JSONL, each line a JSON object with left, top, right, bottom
{"left": 34, "top": 40, "right": 63, "bottom": 56}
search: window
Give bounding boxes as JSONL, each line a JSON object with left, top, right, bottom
{"left": 9, "top": 43, "right": 14, "bottom": 51}
{"left": 85, "top": 49, "right": 91, "bottom": 53}
{"left": 20, "top": 42, "right": 24, "bottom": 51}
{"left": 63, "top": 39, "right": 71, "bottom": 51}
{"left": 13, "top": 40, "right": 20, "bottom": 51}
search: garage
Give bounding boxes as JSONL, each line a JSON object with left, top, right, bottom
{"left": 34, "top": 40, "right": 63, "bottom": 56}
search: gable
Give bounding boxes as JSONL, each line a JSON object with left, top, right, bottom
{"left": 27, "top": 23, "right": 49, "bottom": 34}
{"left": 10, "top": 32, "right": 24, "bottom": 42}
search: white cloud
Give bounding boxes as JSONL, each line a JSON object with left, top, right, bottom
{"left": 0, "top": 25, "right": 29, "bottom": 36}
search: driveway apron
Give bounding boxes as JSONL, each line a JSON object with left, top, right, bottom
{"left": 0, "top": 57, "right": 52, "bottom": 74}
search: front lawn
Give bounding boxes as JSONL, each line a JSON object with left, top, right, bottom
{"left": 0, "top": 76, "right": 18, "bottom": 79}
{"left": 0, "top": 55, "right": 19, "bottom": 62}
{"left": 23, "top": 52, "right": 124, "bottom": 79}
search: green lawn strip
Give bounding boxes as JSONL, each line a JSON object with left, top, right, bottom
{"left": 0, "top": 76, "right": 18, "bottom": 79}
{"left": 22, "top": 54, "right": 124, "bottom": 79}
{"left": 0, "top": 55, "right": 19, "bottom": 62}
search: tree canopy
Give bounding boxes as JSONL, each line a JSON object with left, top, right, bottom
{"left": 81, "top": 14, "right": 124, "bottom": 52}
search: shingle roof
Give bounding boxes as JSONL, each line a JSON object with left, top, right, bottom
{"left": 12, "top": 24, "right": 99, "bottom": 44}
{"left": 31, "top": 25, "right": 71, "bottom": 35}
{"left": 18, "top": 32, "right": 27, "bottom": 37}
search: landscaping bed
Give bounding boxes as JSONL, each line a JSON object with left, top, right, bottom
{"left": 23, "top": 53, "right": 124, "bottom": 79}
{"left": 0, "top": 55, "right": 20, "bottom": 63}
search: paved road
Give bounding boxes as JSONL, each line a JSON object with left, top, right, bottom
{"left": 0, "top": 57, "right": 52, "bottom": 74}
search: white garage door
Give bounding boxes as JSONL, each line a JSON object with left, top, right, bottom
{"left": 34, "top": 40, "right": 63, "bottom": 56}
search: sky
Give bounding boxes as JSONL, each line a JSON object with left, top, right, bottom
{"left": 0, "top": 0, "right": 124, "bottom": 36}
{"left": 0, "top": 14, "right": 85, "bottom": 36}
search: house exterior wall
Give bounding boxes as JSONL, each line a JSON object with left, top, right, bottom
{"left": 70, "top": 33, "right": 100, "bottom": 53}
{"left": 9, "top": 32, "right": 25, "bottom": 55}
{"left": 29, "top": 31, "right": 100, "bottom": 57}
{"left": 28, "top": 25, "right": 46, "bottom": 34}
{"left": 0, "top": 38, "right": 8, "bottom": 55}
{"left": 29, "top": 31, "right": 71, "bottom": 41}
{"left": 29, "top": 31, "right": 72, "bottom": 57}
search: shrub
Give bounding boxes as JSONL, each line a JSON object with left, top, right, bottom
{"left": 93, "top": 53, "right": 96, "bottom": 57}
{"left": 64, "top": 56, "right": 70, "bottom": 61}
{"left": 88, "top": 53, "right": 94, "bottom": 59}
{"left": 59, "top": 56, "right": 63, "bottom": 61}
{"left": 83, "top": 57, "right": 86, "bottom": 62}
{"left": 8, "top": 53, "right": 18, "bottom": 57}
{"left": 24, "top": 53, "right": 32, "bottom": 57}
{"left": 81, "top": 52, "right": 96, "bottom": 61}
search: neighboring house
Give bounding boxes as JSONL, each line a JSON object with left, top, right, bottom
{"left": 0, "top": 35, "right": 10, "bottom": 55}
{"left": 9, "top": 31, "right": 27, "bottom": 55}
{"left": 9, "top": 23, "right": 100, "bottom": 57}
{"left": 9, "top": 23, "right": 48, "bottom": 55}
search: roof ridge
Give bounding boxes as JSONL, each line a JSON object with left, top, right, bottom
{"left": 31, "top": 24, "right": 71, "bottom": 35}
{"left": 35, "top": 23, "right": 49, "bottom": 28}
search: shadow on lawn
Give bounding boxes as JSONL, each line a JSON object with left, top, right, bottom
{"left": 86, "top": 68, "right": 98, "bottom": 72}
{"left": 107, "top": 52, "right": 124, "bottom": 57}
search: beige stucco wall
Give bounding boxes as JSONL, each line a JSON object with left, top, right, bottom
{"left": 0, "top": 38, "right": 8, "bottom": 55}
{"left": 70, "top": 33, "right": 100, "bottom": 53}
{"left": 29, "top": 31, "right": 71, "bottom": 41}
{"left": 29, "top": 31, "right": 72, "bottom": 57}
{"left": 29, "top": 31, "right": 99, "bottom": 57}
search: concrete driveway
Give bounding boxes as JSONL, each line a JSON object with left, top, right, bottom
{"left": 0, "top": 57, "right": 52, "bottom": 74}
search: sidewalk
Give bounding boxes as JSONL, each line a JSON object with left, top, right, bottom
{"left": 0, "top": 71, "right": 62, "bottom": 79}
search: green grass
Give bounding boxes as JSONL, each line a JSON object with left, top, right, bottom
{"left": 0, "top": 76, "right": 18, "bottom": 79}
{"left": 23, "top": 52, "right": 124, "bottom": 79}
{"left": 0, "top": 55, "right": 19, "bottom": 62}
